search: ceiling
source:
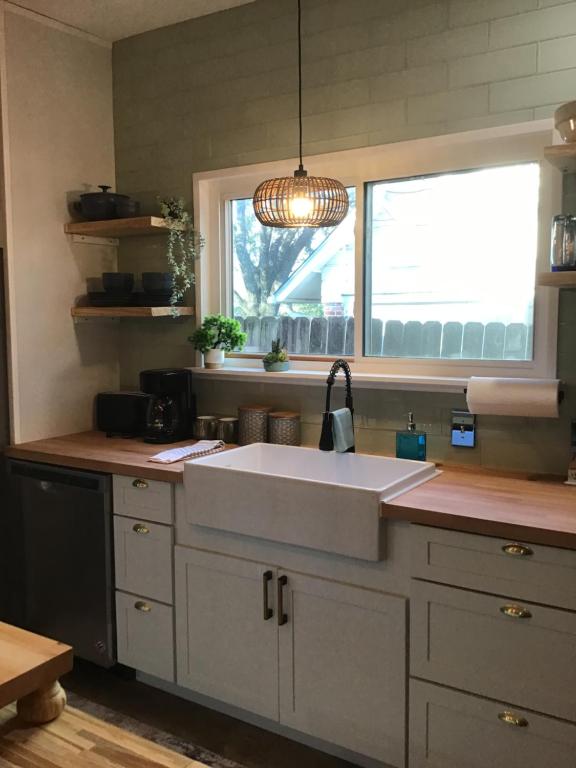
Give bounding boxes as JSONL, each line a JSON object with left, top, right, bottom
{"left": 7, "top": 0, "right": 257, "bottom": 42}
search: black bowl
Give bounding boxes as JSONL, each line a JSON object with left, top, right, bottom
{"left": 102, "top": 272, "right": 134, "bottom": 294}
{"left": 142, "top": 272, "right": 174, "bottom": 294}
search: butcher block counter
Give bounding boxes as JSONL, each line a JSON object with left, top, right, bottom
{"left": 5, "top": 431, "right": 203, "bottom": 483}
{"left": 6, "top": 431, "right": 576, "bottom": 549}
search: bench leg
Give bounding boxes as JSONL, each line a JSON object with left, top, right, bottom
{"left": 16, "top": 680, "right": 66, "bottom": 724}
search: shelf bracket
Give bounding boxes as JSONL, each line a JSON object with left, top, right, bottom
{"left": 70, "top": 234, "right": 119, "bottom": 247}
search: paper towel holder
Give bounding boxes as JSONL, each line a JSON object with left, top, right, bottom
{"left": 463, "top": 383, "right": 565, "bottom": 405}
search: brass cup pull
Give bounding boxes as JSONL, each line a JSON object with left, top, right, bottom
{"left": 132, "top": 479, "right": 148, "bottom": 489}
{"left": 502, "top": 543, "right": 533, "bottom": 557}
{"left": 134, "top": 601, "right": 151, "bottom": 613}
{"left": 498, "top": 711, "right": 529, "bottom": 728}
{"left": 500, "top": 604, "right": 532, "bottom": 619}
{"left": 132, "top": 523, "right": 150, "bottom": 535}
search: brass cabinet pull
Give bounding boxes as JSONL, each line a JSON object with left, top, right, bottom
{"left": 502, "top": 543, "right": 533, "bottom": 557}
{"left": 134, "top": 601, "right": 151, "bottom": 612}
{"left": 498, "top": 711, "right": 529, "bottom": 728}
{"left": 262, "top": 571, "right": 273, "bottom": 621}
{"left": 132, "top": 523, "right": 149, "bottom": 535}
{"left": 500, "top": 604, "right": 532, "bottom": 619}
{"left": 277, "top": 574, "right": 288, "bottom": 626}
{"left": 132, "top": 479, "right": 148, "bottom": 489}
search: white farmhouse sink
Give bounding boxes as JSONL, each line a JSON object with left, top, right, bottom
{"left": 184, "top": 443, "right": 439, "bottom": 561}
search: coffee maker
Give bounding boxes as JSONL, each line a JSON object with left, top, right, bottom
{"left": 139, "top": 369, "right": 196, "bottom": 443}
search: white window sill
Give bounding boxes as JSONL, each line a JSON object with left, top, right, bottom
{"left": 190, "top": 366, "right": 468, "bottom": 393}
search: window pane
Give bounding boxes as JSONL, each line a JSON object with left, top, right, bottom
{"left": 231, "top": 190, "right": 356, "bottom": 355}
{"left": 364, "top": 164, "right": 539, "bottom": 361}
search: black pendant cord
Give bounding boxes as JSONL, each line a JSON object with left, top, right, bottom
{"left": 297, "top": 0, "right": 304, "bottom": 174}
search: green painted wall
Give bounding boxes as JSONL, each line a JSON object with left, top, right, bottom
{"left": 113, "top": 0, "right": 576, "bottom": 474}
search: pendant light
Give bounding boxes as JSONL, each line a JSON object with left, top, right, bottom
{"left": 253, "top": 0, "right": 349, "bottom": 228}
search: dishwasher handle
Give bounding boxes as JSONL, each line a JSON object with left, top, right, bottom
{"left": 8, "top": 460, "right": 110, "bottom": 493}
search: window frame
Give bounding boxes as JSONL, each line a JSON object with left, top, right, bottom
{"left": 193, "top": 120, "right": 560, "bottom": 382}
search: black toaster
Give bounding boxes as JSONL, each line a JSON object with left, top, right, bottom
{"left": 95, "top": 391, "right": 151, "bottom": 438}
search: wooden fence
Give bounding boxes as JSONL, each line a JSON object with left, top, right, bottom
{"left": 235, "top": 315, "right": 532, "bottom": 360}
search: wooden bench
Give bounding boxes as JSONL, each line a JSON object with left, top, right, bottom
{"left": 0, "top": 621, "right": 73, "bottom": 723}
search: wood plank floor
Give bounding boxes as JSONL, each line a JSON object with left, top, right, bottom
{"left": 0, "top": 704, "right": 207, "bottom": 768}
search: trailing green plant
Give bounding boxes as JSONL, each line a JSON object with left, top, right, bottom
{"left": 188, "top": 314, "right": 246, "bottom": 354}
{"left": 158, "top": 196, "right": 203, "bottom": 314}
{"left": 263, "top": 338, "right": 289, "bottom": 365}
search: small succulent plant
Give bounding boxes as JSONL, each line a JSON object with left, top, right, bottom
{"left": 263, "top": 338, "right": 289, "bottom": 365}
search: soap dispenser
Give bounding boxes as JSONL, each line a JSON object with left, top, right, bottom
{"left": 396, "top": 411, "right": 427, "bottom": 461}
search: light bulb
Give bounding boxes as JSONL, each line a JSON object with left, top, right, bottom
{"left": 289, "top": 194, "right": 314, "bottom": 219}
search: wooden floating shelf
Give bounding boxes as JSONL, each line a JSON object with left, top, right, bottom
{"left": 537, "top": 271, "right": 576, "bottom": 288}
{"left": 544, "top": 144, "right": 576, "bottom": 173}
{"left": 71, "top": 306, "right": 194, "bottom": 318}
{"left": 64, "top": 216, "right": 183, "bottom": 238}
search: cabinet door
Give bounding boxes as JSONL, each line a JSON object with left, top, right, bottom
{"left": 175, "top": 547, "right": 279, "bottom": 721}
{"left": 278, "top": 571, "right": 406, "bottom": 767}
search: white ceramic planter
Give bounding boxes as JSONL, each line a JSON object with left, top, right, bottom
{"left": 204, "top": 348, "right": 225, "bottom": 369}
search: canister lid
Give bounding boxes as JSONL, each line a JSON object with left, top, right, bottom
{"left": 238, "top": 405, "right": 273, "bottom": 412}
{"left": 269, "top": 411, "right": 300, "bottom": 420}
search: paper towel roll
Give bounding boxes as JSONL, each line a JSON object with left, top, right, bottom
{"left": 466, "top": 377, "right": 560, "bottom": 418}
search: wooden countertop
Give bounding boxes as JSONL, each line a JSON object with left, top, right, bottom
{"left": 6, "top": 431, "right": 576, "bottom": 549}
{"left": 383, "top": 467, "right": 576, "bottom": 549}
{"left": 5, "top": 431, "right": 208, "bottom": 483}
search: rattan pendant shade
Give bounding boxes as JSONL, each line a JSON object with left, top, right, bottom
{"left": 252, "top": 0, "right": 349, "bottom": 229}
{"left": 253, "top": 168, "right": 349, "bottom": 228}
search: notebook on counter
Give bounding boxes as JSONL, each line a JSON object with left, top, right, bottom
{"left": 148, "top": 440, "right": 226, "bottom": 464}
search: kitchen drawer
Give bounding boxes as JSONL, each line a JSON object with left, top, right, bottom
{"left": 411, "top": 524, "right": 576, "bottom": 610}
{"left": 114, "top": 515, "right": 173, "bottom": 604}
{"left": 411, "top": 580, "right": 576, "bottom": 721}
{"left": 113, "top": 475, "right": 173, "bottom": 524}
{"left": 116, "top": 591, "right": 174, "bottom": 682}
{"left": 410, "top": 679, "right": 576, "bottom": 768}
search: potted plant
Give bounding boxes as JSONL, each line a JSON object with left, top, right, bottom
{"left": 263, "top": 338, "right": 290, "bottom": 372}
{"left": 189, "top": 315, "right": 246, "bottom": 369}
{"left": 158, "top": 197, "right": 203, "bottom": 315}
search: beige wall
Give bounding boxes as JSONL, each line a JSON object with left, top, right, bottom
{"left": 1, "top": 6, "right": 119, "bottom": 443}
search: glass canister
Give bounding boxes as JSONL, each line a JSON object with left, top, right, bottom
{"left": 550, "top": 215, "right": 576, "bottom": 270}
{"left": 268, "top": 411, "right": 301, "bottom": 446}
{"left": 238, "top": 405, "right": 272, "bottom": 445}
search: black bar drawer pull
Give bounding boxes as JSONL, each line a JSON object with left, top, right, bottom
{"left": 278, "top": 574, "right": 288, "bottom": 626}
{"left": 263, "top": 570, "right": 273, "bottom": 621}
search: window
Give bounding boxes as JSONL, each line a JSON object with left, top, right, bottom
{"left": 364, "top": 164, "right": 540, "bottom": 361}
{"left": 195, "top": 123, "right": 559, "bottom": 382}
{"left": 230, "top": 190, "right": 356, "bottom": 354}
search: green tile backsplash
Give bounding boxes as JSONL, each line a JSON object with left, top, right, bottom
{"left": 113, "top": 0, "right": 576, "bottom": 474}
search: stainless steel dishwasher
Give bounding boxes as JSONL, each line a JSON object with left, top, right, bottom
{"left": 6, "top": 459, "right": 115, "bottom": 667}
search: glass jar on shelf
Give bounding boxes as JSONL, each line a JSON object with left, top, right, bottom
{"left": 550, "top": 214, "right": 576, "bottom": 271}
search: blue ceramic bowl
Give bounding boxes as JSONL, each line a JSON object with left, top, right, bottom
{"left": 263, "top": 360, "right": 290, "bottom": 372}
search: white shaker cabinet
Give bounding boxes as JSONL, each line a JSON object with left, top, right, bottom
{"left": 174, "top": 547, "right": 280, "bottom": 721}
{"left": 175, "top": 546, "right": 407, "bottom": 767}
{"left": 278, "top": 571, "right": 406, "bottom": 766}
{"left": 116, "top": 591, "right": 174, "bottom": 682}
{"left": 114, "top": 515, "right": 173, "bottom": 604}
{"left": 113, "top": 474, "right": 175, "bottom": 682}
{"left": 410, "top": 679, "right": 576, "bottom": 768}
